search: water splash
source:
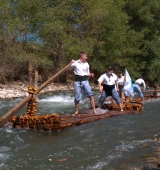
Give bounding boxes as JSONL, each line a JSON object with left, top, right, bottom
{"left": 38, "top": 95, "right": 73, "bottom": 103}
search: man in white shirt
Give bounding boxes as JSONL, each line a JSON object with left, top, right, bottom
{"left": 69, "top": 51, "right": 97, "bottom": 115}
{"left": 97, "top": 66, "right": 123, "bottom": 111}
{"left": 134, "top": 77, "right": 146, "bottom": 91}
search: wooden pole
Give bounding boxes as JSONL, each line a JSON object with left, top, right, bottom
{"left": 28, "top": 63, "right": 33, "bottom": 86}
{"left": 0, "top": 62, "right": 72, "bottom": 127}
{"left": 34, "top": 71, "right": 38, "bottom": 88}
{"left": 38, "top": 62, "right": 72, "bottom": 92}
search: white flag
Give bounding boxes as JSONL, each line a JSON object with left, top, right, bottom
{"left": 124, "top": 69, "right": 134, "bottom": 96}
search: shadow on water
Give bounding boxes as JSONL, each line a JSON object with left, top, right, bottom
{"left": 0, "top": 90, "right": 160, "bottom": 169}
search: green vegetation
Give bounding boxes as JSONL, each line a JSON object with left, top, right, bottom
{"left": 0, "top": 0, "right": 160, "bottom": 85}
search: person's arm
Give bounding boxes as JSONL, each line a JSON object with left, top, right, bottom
{"left": 116, "top": 81, "right": 119, "bottom": 91}
{"left": 87, "top": 63, "right": 94, "bottom": 78}
{"left": 98, "top": 81, "right": 103, "bottom": 93}
{"left": 143, "top": 80, "right": 146, "bottom": 90}
{"left": 66, "top": 60, "right": 75, "bottom": 72}
{"left": 115, "top": 77, "right": 119, "bottom": 91}
{"left": 98, "top": 75, "right": 104, "bottom": 93}
{"left": 88, "top": 73, "right": 94, "bottom": 77}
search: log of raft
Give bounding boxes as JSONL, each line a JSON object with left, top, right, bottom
{"left": 4, "top": 78, "right": 160, "bottom": 130}
{"left": 9, "top": 92, "right": 160, "bottom": 131}
{"left": 9, "top": 110, "right": 140, "bottom": 131}
{"left": 9, "top": 100, "right": 143, "bottom": 131}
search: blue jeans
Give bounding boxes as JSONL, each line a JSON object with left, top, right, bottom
{"left": 74, "top": 81, "right": 93, "bottom": 102}
{"left": 133, "top": 84, "right": 143, "bottom": 98}
{"left": 98, "top": 88, "right": 121, "bottom": 107}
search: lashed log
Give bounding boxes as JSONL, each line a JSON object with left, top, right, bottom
{"left": 0, "top": 62, "right": 72, "bottom": 127}
{"left": 60, "top": 110, "right": 139, "bottom": 128}
{"left": 9, "top": 96, "right": 145, "bottom": 131}
{"left": 10, "top": 109, "right": 141, "bottom": 131}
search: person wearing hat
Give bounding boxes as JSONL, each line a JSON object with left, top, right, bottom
{"left": 97, "top": 66, "right": 123, "bottom": 111}
{"left": 117, "top": 71, "right": 125, "bottom": 99}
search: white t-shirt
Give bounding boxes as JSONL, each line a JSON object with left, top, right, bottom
{"left": 70, "top": 60, "right": 89, "bottom": 76}
{"left": 97, "top": 73, "right": 118, "bottom": 85}
{"left": 135, "top": 78, "right": 146, "bottom": 90}
{"left": 117, "top": 76, "right": 124, "bottom": 86}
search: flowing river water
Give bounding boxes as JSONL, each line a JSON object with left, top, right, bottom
{"left": 0, "top": 90, "right": 160, "bottom": 170}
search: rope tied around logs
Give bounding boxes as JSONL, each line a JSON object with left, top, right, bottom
{"left": 26, "top": 97, "right": 38, "bottom": 115}
{"left": 28, "top": 86, "right": 39, "bottom": 94}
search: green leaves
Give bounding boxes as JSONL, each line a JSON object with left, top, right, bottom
{"left": 0, "top": 0, "right": 160, "bottom": 84}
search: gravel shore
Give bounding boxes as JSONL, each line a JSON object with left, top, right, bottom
{"left": 0, "top": 81, "right": 98, "bottom": 99}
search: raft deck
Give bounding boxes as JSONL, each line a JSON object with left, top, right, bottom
{"left": 9, "top": 100, "right": 143, "bottom": 131}
{"left": 8, "top": 92, "right": 160, "bottom": 131}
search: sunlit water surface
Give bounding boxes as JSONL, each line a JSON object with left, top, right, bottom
{"left": 0, "top": 90, "right": 160, "bottom": 170}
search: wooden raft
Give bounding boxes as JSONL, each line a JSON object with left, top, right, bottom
{"left": 3, "top": 63, "right": 160, "bottom": 130}
{"left": 9, "top": 90, "right": 160, "bottom": 131}
{"left": 9, "top": 110, "right": 139, "bottom": 131}
{"left": 9, "top": 97, "right": 143, "bottom": 130}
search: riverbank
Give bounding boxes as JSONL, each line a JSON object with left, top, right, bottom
{"left": 0, "top": 81, "right": 98, "bottom": 99}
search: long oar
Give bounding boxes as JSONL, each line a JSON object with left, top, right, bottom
{"left": 0, "top": 62, "right": 72, "bottom": 127}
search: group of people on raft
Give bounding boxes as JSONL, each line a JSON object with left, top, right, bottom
{"left": 68, "top": 51, "right": 146, "bottom": 115}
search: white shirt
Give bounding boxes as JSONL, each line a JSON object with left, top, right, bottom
{"left": 70, "top": 60, "right": 90, "bottom": 76}
{"left": 135, "top": 78, "right": 146, "bottom": 90}
{"left": 117, "top": 76, "right": 124, "bottom": 86}
{"left": 97, "top": 73, "right": 118, "bottom": 85}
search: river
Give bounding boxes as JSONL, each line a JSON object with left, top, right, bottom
{"left": 0, "top": 90, "right": 160, "bottom": 170}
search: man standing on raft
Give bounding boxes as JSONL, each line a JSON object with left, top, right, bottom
{"left": 69, "top": 51, "right": 97, "bottom": 115}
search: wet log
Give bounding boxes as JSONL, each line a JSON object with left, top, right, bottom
{"left": 9, "top": 108, "right": 141, "bottom": 131}
{"left": 0, "top": 62, "right": 72, "bottom": 127}
{"left": 8, "top": 97, "right": 144, "bottom": 130}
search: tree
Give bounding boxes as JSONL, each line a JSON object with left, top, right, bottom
{"left": 124, "top": 0, "right": 160, "bottom": 83}
{"left": 0, "top": 0, "right": 160, "bottom": 85}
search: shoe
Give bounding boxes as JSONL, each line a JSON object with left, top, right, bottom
{"left": 121, "top": 109, "right": 124, "bottom": 112}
